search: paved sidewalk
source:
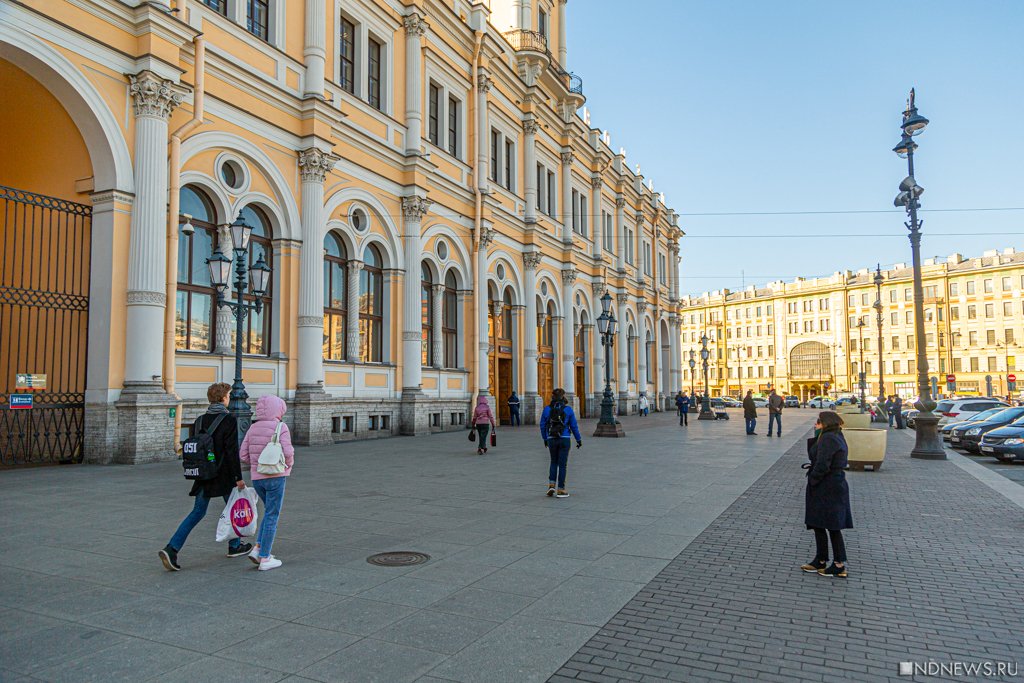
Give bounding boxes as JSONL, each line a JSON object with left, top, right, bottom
{"left": 0, "top": 409, "right": 812, "bottom": 683}
{"left": 552, "top": 426, "right": 1024, "bottom": 683}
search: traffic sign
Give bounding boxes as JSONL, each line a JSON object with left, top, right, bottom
{"left": 1009, "top": 374, "right": 1017, "bottom": 382}
{"left": 946, "top": 374, "right": 956, "bottom": 382}
{"left": 9, "top": 394, "right": 33, "bottom": 409}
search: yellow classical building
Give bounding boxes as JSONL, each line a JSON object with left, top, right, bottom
{"left": 678, "top": 249, "right": 1024, "bottom": 402}
{"left": 0, "top": 0, "right": 683, "bottom": 464}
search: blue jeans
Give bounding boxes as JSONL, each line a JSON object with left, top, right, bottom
{"left": 768, "top": 413, "right": 781, "bottom": 435}
{"left": 253, "top": 477, "right": 287, "bottom": 558}
{"left": 548, "top": 438, "right": 570, "bottom": 489}
{"left": 169, "top": 491, "right": 241, "bottom": 552}
{"left": 745, "top": 418, "right": 756, "bottom": 434}
{"left": 509, "top": 408, "right": 521, "bottom": 426}
{"left": 888, "top": 411, "right": 895, "bottom": 427}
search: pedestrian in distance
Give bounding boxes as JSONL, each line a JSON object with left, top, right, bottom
{"left": 801, "top": 411, "right": 854, "bottom": 578}
{"left": 884, "top": 395, "right": 895, "bottom": 427}
{"left": 767, "top": 388, "right": 783, "bottom": 437}
{"left": 540, "top": 388, "right": 582, "bottom": 498}
{"left": 238, "top": 395, "right": 294, "bottom": 571}
{"left": 677, "top": 391, "right": 690, "bottom": 426}
{"left": 472, "top": 395, "right": 496, "bottom": 454}
{"left": 507, "top": 390, "right": 521, "bottom": 427}
{"left": 159, "top": 382, "right": 251, "bottom": 572}
{"left": 893, "top": 395, "right": 905, "bottom": 429}
{"left": 742, "top": 390, "right": 757, "bottom": 435}
{"left": 638, "top": 392, "right": 650, "bottom": 417}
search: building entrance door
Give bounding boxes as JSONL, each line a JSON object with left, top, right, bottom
{"left": 496, "top": 358, "right": 513, "bottom": 424}
{"left": 1, "top": 186, "right": 91, "bottom": 466}
{"left": 575, "top": 365, "right": 586, "bottom": 417}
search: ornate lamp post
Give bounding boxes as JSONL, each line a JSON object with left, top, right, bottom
{"left": 688, "top": 350, "right": 696, "bottom": 396}
{"left": 698, "top": 334, "right": 716, "bottom": 420}
{"left": 856, "top": 320, "right": 867, "bottom": 413}
{"left": 873, "top": 265, "right": 886, "bottom": 418}
{"left": 594, "top": 291, "right": 625, "bottom": 437}
{"left": 208, "top": 215, "right": 272, "bottom": 440}
{"left": 893, "top": 88, "right": 944, "bottom": 459}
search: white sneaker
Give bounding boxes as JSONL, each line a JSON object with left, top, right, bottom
{"left": 258, "top": 556, "right": 282, "bottom": 571}
{"left": 248, "top": 546, "right": 261, "bottom": 566}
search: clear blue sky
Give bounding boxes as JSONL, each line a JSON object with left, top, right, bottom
{"left": 567, "top": 0, "right": 1024, "bottom": 295}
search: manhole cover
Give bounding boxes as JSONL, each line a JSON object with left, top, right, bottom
{"left": 366, "top": 551, "right": 431, "bottom": 567}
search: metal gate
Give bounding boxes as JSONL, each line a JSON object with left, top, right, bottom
{"left": 0, "top": 185, "right": 91, "bottom": 466}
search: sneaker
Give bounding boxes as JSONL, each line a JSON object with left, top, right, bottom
{"left": 226, "top": 542, "right": 253, "bottom": 558}
{"left": 259, "top": 556, "right": 282, "bottom": 571}
{"left": 546, "top": 483, "right": 556, "bottom": 497}
{"left": 555, "top": 489, "right": 570, "bottom": 498}
{"left": 248, "top": 545, "right": 261, "bottom": 565}
{"left": 818, "top": 563, "right": 847, "bottom": 578}
{"left": 158, "top": 546, "right": 181, "bottom": 572}
{"left": 800, "top": 559, "right": 827, "bottom": 573}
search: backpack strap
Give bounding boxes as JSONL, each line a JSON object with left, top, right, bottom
{"left": 271, "top": 421, "right": 283, "bottom": 444}
{"left": 204, "top": 413, "right": 228, "bottom": 436}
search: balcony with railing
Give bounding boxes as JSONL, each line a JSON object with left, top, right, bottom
{"left": 503, "top": 29, "right": 549, "bottom": 53}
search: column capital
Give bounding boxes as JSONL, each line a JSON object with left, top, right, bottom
{"left": 129, "top": 71, "right": 186, "bottom": 120}
{"left": 616, "top": 293, "right": 630, "bottom": 305}
{"left": 637, "top": 301, "right": 649, "bottom": 314}
{"left": 591, "top": 175, "right": 604, "bottom": 190}
{"left": 348, "top": 259, "right": 365, "bottom": 273}
{"left": 524, "top": 251, "right": 543, "bottom": 269}
{"left": 561, "top": 265, "right": 578, "bottom": 285}
{"left": 560, "top": 150, "right": 575, "bottom": 166}
{"left": 491, "top": 301, "right": 503, "bottom": 318}
{"left": 401, "top": 195, "right": 433, "bottom": 222}
{"left": 523, "top": 118, "right": 540, "bottom": 136}
{"left": 591, "top": 280, "right": 605, "bottom": 295}
{"left": 479, "top": 225, "right": 496, "bottom": 247}
{"left": 476, "top": 72, "right": 492, "bottom": 93}
{"left": 403, "top": 12, "right": 429, "bottom": 37}
{"left": 635, "top": 210, "right": 645, "bottom": 225}
{"left": 615, "top": 196, "right": 626, "bottom": 209}
{"left": 431, "top": 282, "right": 446, "bottom": 295}
{"left": 298, "top": 147, "right": 340, "bottom": 183}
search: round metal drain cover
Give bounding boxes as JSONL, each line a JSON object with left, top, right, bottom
{"left": 366, "top": 551, "right": 431, "bottom": 567}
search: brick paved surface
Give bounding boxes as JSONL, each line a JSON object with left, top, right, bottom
{"left": 552, "top": 428, "right": 1024, "bottom": 683}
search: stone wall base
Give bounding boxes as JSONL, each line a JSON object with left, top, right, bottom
{"left": 111, "top": 390, "right": 178, "bottom": 464}
{"left": 522, "top": 393, "right": 543, "bottom": 425}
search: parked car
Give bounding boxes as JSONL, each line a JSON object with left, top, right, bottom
{"left": 905, "top": 408, "right": 919, "bottom": 429}
{"left": 751, "top": 397, "right": 768, "bottom": 408}
{"left": 720, "top": 397, "right": 742, "bottom": 408}
{"left": 951, "top": 407, "right": 1024, "bottom": 452}
{"left": 807, "top": 396, "right": 835, "bottom": 409}
{"left": 784, "top": 395, "right": 800, "bottom": 408}
{"left": 940, "top": 407, "right": 1006, "bottom": 442}
{"left": 935, "top": 398, "right": 1009, "bottom": 426}
{"left": 710, "top": 397, "right": 725, "bottom": 409}
{"left": 979, "top": 421, "right": 1024, "bottom": 462}
{"left": 834, "top": 396, "right": 858, "bottom": 406}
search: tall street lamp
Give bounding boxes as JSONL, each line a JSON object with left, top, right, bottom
{"left": 688, "top": 350, "right": 696, "bottom": 396}
{"left": 893, "top": 88, "right": 944, "bottom": 459}
{"left": 594, "top": 291, "right": 625, "bottom": 437}
{"left": 856, "top": 320, "right": 866, "bottom": 413}
{"left": 873, "top": 265, "right": 886, "bottom": 415}
{"left": 208, "top": 215, "right": 272, "bottom": 441}
{"left": 698, "top": 334, "right": 716, "bottom": 420}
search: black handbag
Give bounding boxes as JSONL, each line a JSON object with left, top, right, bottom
{"left": 468, "top": 428, "right": 476, "bottom": 442}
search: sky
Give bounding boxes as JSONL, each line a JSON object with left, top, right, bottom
{"left": 566, "top": 0, "right": 1024, "bottom": 296}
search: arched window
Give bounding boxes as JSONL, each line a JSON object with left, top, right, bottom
{"left": 627, "top": 325, "right": 636, "bottom": 381}
{"left": 236, "top": 204, "right": 273, "bottom": 355}
{"left": 323, "top": 232, "right": 347, "bottom": 360}
{"left": 176, "top": 186, "right": 217, "bottom": 351}
{"left": 501, "top": 289, "right": 513, "bottom": 342}
{"left": 541, "top": 300, "right": 554, "bottom": 347}
{"left": 443, "top": 271, "right": 458, "bottom": 368}
{"left": 359, "top": 244, "right": 383, "bottom": 362}
{"left": 421, "top": 263, "right": 433, "bottom": 366}
{"left": 644, "top": 330, "right": 653, "bottom": 385}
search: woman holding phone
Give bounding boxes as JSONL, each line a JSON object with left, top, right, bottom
{"left": 801, "top": 411, "right": 853, "bottom": 578}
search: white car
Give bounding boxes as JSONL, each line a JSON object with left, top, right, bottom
{"left": 751, "top": 397, "right": 768, "bottom": 408}
{"left": 807, "top": 396, "right": 836, "bottom": 409}
{"left": 935, "top": 398, "right": 1009, "bottom": 426}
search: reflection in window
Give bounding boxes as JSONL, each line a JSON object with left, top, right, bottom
{"left": 235, "top": 204, "right": 273, "bottom": 356}
{"left": 421, "top": 263, "right": 433, "bottom": 366}
{"left": 443, "top": 271, "right": 458, "bottom": 368}
{"left": 360, "top": 245, "right": 383, "bottom": 362}
{"left": 323, "top": 232, "right": 347, "bottom": 360}
{"left": 176, "top": 186, "right": 217, "bottom": 351}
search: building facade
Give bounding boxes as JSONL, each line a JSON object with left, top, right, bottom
{"left": 678, "top": 248, "right": 1024, "bottom": 402}
{"left": 0, "top": 0, "right": 683, "bottom": 465}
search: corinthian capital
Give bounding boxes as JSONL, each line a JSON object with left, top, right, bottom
{"left": 401, "top": 196, "right": 433, "bottom": 222}
{"left": 591, "top": 280, "right": 605, "bottom": 295}
{"left": 561, "top": 266, "right": 577, "bottom": 285}
{"left": 403, "top": 12, "right": 429, "bottom": 37}
{"left": 637, "top": 301, "right": 649, "bottom": 314}
{"left": 523, "top": 118, "right": 540, "bottom": 136}
{"left": 615, "top": 197, "right": 626, "bottom": 209}
{"left": 616, "top": 293, "right": 630, "bottom": 305}
{"left": 479, "top": 225, "right": 496, "bottom": 247}
{"left": 591, "top": 175, "right": 603, "bottom": 190}
{"left": 477, "top": 73, "right": 492, "bottom": 93}
{"left": 298, "top": 148, "right": 340, "bottom": 184}
{"left": 129, "top": 71, "right": 186, "bottom": 120}
{"left": 523, "top": 251, "right": 543, "bottom": 270}
{"left": 560, "top": 150, "right": 575, "bottom": 166}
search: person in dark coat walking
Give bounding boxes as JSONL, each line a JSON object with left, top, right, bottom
{"left": 893, "top": 395, "right": 905, "bottom": 429}
{"left": 159, "top": 382, "right": 251, "bottom": 571}
{"left": 742, "top": 390, "right": 757, "bottom": 435}
{"left": 507, "top": 391, "right": 522, "bottom": 426}
{"left": 801, "top": 411, "right": 853, "bottom": 578}
{"left": 884, "top": 396, "right": 896, "bottom": 427}
{"left": 676, "top": 391, "right": 690, "bottom": 426}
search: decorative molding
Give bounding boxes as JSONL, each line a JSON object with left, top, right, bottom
{"left": 561, "top": 266, "right": 577, "bottom": 285}
{"left": 402, "top": 331, "right": 421, "bottom": 341}
{"left": 401, "top": 196, "right": 433, "bottom": 222}
{"left": 615, "top": 197, "right": 626, "bottom": 209}
{"left": 298, "top": 148, "right": 340, "bottom": 184}
{"left": 479, "top": 226, "right": 496, "bottom": 247}
{"left": 403, "top": 13, "right": 429, "bottom": 37}
{"left": 431, "top": 283, "right": 445, "bottom": 294}
{"left": 591, "top": 175, "right": 603, "bottom": 190}
{"left": 491, "top": 301, "right": 503, "bottom": 318}
{"left": 89, "top": 189, "right": 135, "bottom": 205}
{"left": 616, "top": 293, "right": 630, "bottom": 305}
{"left": 298, "top": 315, "right": 324, "bottom": 327}
{"left": 476, "top": 73, "right": 492, "bottom": 93}
{"left": 635, "top": 211, "right": 645, "bottom": 224}
{"left": 347, "top": 260, "right": 365, "bottom": 273}
{"left": 637, "top": 301, "right": 649, "bottom": 314}
{"left": 129, "top": 71, "right": 185, "bottom": 120}
{"left": 127, "top": 290, "right": 166, "bottom": 306}
{"left": 522, "top": 118, "right": 539, "bottom": 136}
{"left": 560, "top": 150, "right": 575, "bottom": 166}
{"left": 591, "top": 280, "right": 605, "bottom": 295}
{"left": 523, "top": 251, "right": 543, "bottom": 269}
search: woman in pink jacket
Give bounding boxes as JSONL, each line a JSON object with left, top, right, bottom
{"left": 472, "top": 395, "right": 496, "bottom": 455}
{"left": 239, "top": 395, "right": 294, "bottom": 571}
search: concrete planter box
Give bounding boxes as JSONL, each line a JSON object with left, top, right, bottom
{"left": 841, "top": 413, "right": 871, "bottom": 429}
{"left": 844, "top": 427, "right": 886, "bottom": 471}
{"left": 837, "top": 405, "right": 861, "bottom": 414}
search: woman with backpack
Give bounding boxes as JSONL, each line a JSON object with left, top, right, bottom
{"left": 539, "top": 388, "right": 582, "bottom": 498}
{"left": 239, "top": 395, "right": 294, "bottom": 571}
{"left": 471, "top": 395, "right": 496, "bottom": 455}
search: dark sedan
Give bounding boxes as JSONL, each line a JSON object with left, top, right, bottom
{"left": 953, "top": 407, "right": 1024, "bottom": 452}
{"left": 979, "top": 422, "right": 1024, "bottom": 462}
{"left": 942, "top": 408, "right": 1008, "bottom": 442}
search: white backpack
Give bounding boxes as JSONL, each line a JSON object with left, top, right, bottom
{"left": 256, "top": 422, "right": 286, "bottom": 475}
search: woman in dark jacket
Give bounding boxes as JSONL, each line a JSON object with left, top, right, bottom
{"left": 801, "top": 411, "right": 853, "bottom": 578}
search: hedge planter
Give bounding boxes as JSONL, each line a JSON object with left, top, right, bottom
{"left": 844, "top": 427, "right": 887, "bottom": 471}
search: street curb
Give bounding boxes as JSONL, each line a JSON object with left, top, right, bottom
{"left": 944, "top": 447, "right": 1024, "bottom": 511}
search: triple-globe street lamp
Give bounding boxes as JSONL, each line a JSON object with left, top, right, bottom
{"left": 594, "top": 291, "right": 625, "bottom": 437}
{"left": 207, "top": 216, "right": 272, "bottom": 440}
{"left": 698, "top": 334, "right": 716, "bottom": 420}
{"left": 688, "top": 350, "right": 696, "bottom": 396}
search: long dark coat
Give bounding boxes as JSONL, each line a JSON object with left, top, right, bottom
{"left": 743, "top": 396, "right": 757, "bottom": 419}
{"left": 188, "top": 410, "right": 243, "bottom": 499}
{"left": 805, "top": 429, "right": 854, "bottom": 530}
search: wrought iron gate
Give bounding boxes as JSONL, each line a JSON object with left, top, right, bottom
{"left": 0, "top": 185, "right": 91, "bottom": 466}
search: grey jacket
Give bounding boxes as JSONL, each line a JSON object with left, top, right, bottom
{"left": 768, "top": 393, "right": 784, "bottom": 414}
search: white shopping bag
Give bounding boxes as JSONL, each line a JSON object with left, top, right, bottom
{"left": 216, "top": 487, "right": 259, "bottom": 542}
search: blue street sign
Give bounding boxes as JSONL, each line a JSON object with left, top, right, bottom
{"left": 10, "top": 394, "right": 33, "bottom": 409}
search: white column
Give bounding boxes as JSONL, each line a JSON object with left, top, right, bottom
{"left": 124, "top": 71, "right": 184, "bottom": 390}
{"left": 431, "top": 283, "right": 444, "bottom": 369}
{"left": 557, "top": 0, "right": 568, "bottom": 66}
{"left": 477, "top": 225, "right": 495, "bottom": 394}
{"left": 670, "top": 314, "right": 682, "bottom": 394}
{"left": 345, "top": 261, "right": 364, "bottom": 362}
{"left": 615, "top": 196, "right": 626, "bottom": 272}
{"left": 638, "top": 301, "right": 648, "bottom": 392}
{"left": 590, "top": 175, "right": 602, "bottom": 258}
{"left": 523, "top": 118, "right": 539, "bottom": 224}
{"left": 297, "top": 148, "right": 339, "bottom": 391}
{"left": 401, "top": 196, "right": 432, "bottom": 391}
{"left": 616, "top": 293, "right": 629, "bottom": 399}
{"left": 303, "top": 0, "right": 326, "bottom": 97}
{"left": 523, "top": 252, "right": 541, "bottom": 396}
{"left": 561, "top": 266, "right": 576, "bottom": 396}
{"left": 403, "top": 13, "right": 428, "bottom": 155}
{"left": 560, "top": 150, "right": 574, "bottom": 243}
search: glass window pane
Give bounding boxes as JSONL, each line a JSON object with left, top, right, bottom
{"left": 180, "top": 186, "right": 214, "bottom": 223}
{"left": 190, "top": 292, "right": 212, "bottom": 351}
{"left": 331, "top": 263, "right": 345, "bottom": 309}
{"left": 191, "top": 228, "right": 213, "bottom": 286}
{"left": 175, "top": 290, "right": 189, "bottom": 350}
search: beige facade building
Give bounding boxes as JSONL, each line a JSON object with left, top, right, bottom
{"left": 678, "top": 248, "right": 1024, "bottom": 402}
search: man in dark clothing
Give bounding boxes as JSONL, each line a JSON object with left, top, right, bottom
{"left": 159, "top": 382, "right": 251, "bottom": 571}
{"left": 676, "top": 391, "right": 690, "bottom": 426}
{"left": 540, "top": 388, "right": 582, "bottom": 498}
{"left": 742, "top": 390, "right": 757, "bottom": 435}
{"left": 893, "top": 395, "right": 905, "bottom": 429}
{"left": 507, "top": 391, "right": 521, "bottom": 426}
{"left": 767, "top": 389, "right": 783, "bottom": 437}
{"left": 884, "top": 396, "right": 896, "bottom": 427}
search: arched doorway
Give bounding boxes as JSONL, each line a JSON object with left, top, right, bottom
{"left": 538, "top": 299, "right": 555, "bottom": 403}
{"left": 790, "top": 341, "right": 832, "bottom": 402}
{"left": 489, "top": 286, "right": 514, "bottom": 424}
{"left": 574, "top": 309, "right": 588, "bottom": 418}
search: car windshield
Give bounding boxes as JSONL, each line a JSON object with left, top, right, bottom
{"left": 986, "top": 407, "right": 1024, "bottom": 423}
{"left": 969, "top": 408, "right": 1006, "bottom": 422}
{"left": 935, "top": 401, "right": 954, "bottom": 413}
